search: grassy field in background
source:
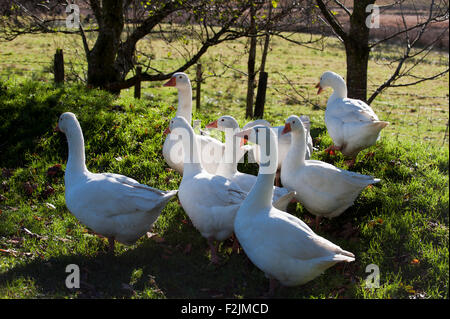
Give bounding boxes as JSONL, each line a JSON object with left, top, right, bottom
{"left": 0, "top": 30, "right": 448, "bottom": 299}
{"left": 0, "top": 30, "right": 448, "bottom": 146}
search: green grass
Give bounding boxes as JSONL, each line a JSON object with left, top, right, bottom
{"left": 0, "top": 30, "right": 448, "bottom": 299}
{"left": 0, "top": 79, "right": 447, "bottom": 299}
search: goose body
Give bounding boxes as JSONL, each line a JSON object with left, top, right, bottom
{"left": 234, "top": 125, "right": 355, "bottom": 289}
{"left": 206, "top": 116, "right": 294, "bottom": 209}
{"left": 280, "top": 115, "right": 380, "bottom": 220}
{"left": 168, "top": 116, "right": 247, "bottom": 263}
{"left": 162, "top": 73, "right": 224, "bottom": 174}
{"left": 57, "top": 112, "right": 177, "bottom": 248}
{"left": 317, "top": 71, "right": 388, "bottom": 158}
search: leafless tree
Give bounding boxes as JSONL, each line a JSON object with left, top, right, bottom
{"left": 0, "top": 0, "right": 257, "bottom": 93}
{"left": 314, "top": 0, "right": 449, "bottom": 102}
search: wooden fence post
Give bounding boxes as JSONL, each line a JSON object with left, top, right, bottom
{"left": 196, "top": 63, "right": 202, "bottom": 111}
{"left": 254, "top": 71, "right": 268, "bottom": 119}
{"left": 54, "top": 49, "right": 64, "bottom": 84}
{"left": 134, "top": 66, "right": 142, "bottom": 99}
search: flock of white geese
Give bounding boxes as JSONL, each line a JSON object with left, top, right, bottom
{"left": 55, "top": 70, "right": 388, "bottom": 294}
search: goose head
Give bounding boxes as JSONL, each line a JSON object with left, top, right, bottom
{"left": 163, "top": 72, "right": 191, "bottom": 90}
{"left": 206, "top": 115, "right": 240, "bottom": 132}
{"left": 236, "top": 125, "right": 278, "bottom": 174}
{"left": 166, "top": 116, "right": 192, "bottom": 136}
{"left": 242, "top": 119, "right": 271, "bottom": 130}
{"left": 55, "top": 112, "right": 83, "bottom": 139}
{"left": 281, "top": 115, "right": 307, "bottom": 136}
{"left": 55, "top": 112, "right": 76, "bottom": 133}
{"left": 315, "top": 71, "right": 345, "bottom": 95}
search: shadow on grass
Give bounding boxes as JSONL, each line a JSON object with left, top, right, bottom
{"left": 0, "top": 224, "right": 278, "bottom": 299}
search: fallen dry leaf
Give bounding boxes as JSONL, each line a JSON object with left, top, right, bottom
{"left": 6, "top": 237, "right": 24, "bottom": 245}
{"left": 0, "top": 248, "right": 19, "bottom": 257}
{"left": 411, "top": 258, "right": 420, "bottom": 264}
{"left": 45, "top": 203, "right": 56, "bottom": 210}
{"left": 146, "top": 232, "right": 157, "bottom": 239}
{"left": 47, "top": 164, "right": 62, "bottom": 177}
{"left": 21, "top": 227, "right": 48, "bottom": 240}
{"left": 23, "top": 182, "right": 37, "bottom": 196}
{"left": 41, "top": 185, "right": 55, "bottom": 199}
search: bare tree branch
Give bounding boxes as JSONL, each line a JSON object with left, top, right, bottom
{"left": 315, "top": 0, "right": 348, "bottom": 42}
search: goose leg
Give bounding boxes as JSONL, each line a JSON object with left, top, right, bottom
{"left": 324, "top": 145, "right": 341, "bottom": 154}
{"left": 265, "top": 278, "right": 279, "bottom": 297}
{"left": 315, "top": 216, "right": 322, "bottom": 230}
{"left": 208, "top": 237, "right": 220, "bottom": 264}
{"left": 275, "top": 170, "right": 281, "bottom": 187}
{"left": 344, "top": 157, "right": 356, "bottom": 168}
{"left": 108, "top": 237, "right": 115, "bottom": 253}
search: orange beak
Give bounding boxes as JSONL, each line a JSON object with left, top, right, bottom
{"left": 205, "top": 120, "right": 218, "bottom": 129}
{"left": 315, "top": 82, "right": 323, "bottom": 95}
{"left": 235, "top": 129, "right": 251, "bottom": 148}
{"left": 240, "top": 137, "right": 248, "bottom": 148}
{"left": 54, "top": 124, "right": 61, "bottom": 132}
{"left": 163, "top": 77, "right": 176, "bottom": 87}
{"left": 281, "top": 123, "right": 291, "bottom": 135}
{"left": 163, "top": 126, "right": 171, "bottom": 135}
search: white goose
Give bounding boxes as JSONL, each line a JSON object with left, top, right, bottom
{"left": 280, "top": 115, "right": 380, "bottom": 228}
{"left": 243, "top": 116, "right": 314, "bottom": 185}
{"left": 56, "top": 112, "right": 177, "bottom": 252}
{"left": 243, "top": 116, "right": 314, "bottom": 166}
{"left": 316, "top": 71, "right": 389, "bottom": 166}
{"left": 166, "top": 116, "right": 247, "bottom": 264}
{"left": 234, "top": 125, "right": 355, "bottom": 294}
{"left": 162, "top": 72, "right": 224, "bottom": 174}
{"left": 206, "top": 115, "right": 295, "bottom": 210}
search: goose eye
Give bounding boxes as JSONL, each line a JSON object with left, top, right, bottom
{"left": 221, "top": 119, "right": 224, "bottom": 122}
{"left": 179, "top": 76, "right": 182, "bottom": 79}
{"left": 293, "top": 121, "right": 296, "bottom": 124}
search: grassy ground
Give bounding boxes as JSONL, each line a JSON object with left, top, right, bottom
{"left": 0, "top": 31, "right": 448, "bottom": 299}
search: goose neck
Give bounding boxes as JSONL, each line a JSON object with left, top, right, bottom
{"left": 179, "top": 126, "right": 202, "bottom": 176}
{"left": 244, "top": 132, "right": 278, "bottom": 211}
{"left": 218, "top": 129, "right": 242, "bottom": 175}
{"left": 65, "top": 124, "right": 88, "bottom": 181}
{"left": 285, "top": 130, "right": 306, "bottom": 169}
{"left": 176, "top": 86, "right": 193, "bottom": 124}
{"left": 329, "top": 78, "right": 347, "bottom": 100}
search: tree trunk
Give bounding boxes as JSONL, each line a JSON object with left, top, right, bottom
{"left": 345, "top": 41, "right": 370, "bottom": 101}
{"left": 87, "top": 0, "right": 124, "bottom": 93}
{"left": 345, "top": 0, "right": 374, "bottom": 101}
{"left": 254, "top": 3, "right": 272, "bottom": 118}
{"left": 246, "top": 3, "right": 257, "bottom": 119}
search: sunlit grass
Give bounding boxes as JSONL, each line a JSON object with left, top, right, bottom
{"left": 0, "top": 28, "right": 448, "bottom": 299}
